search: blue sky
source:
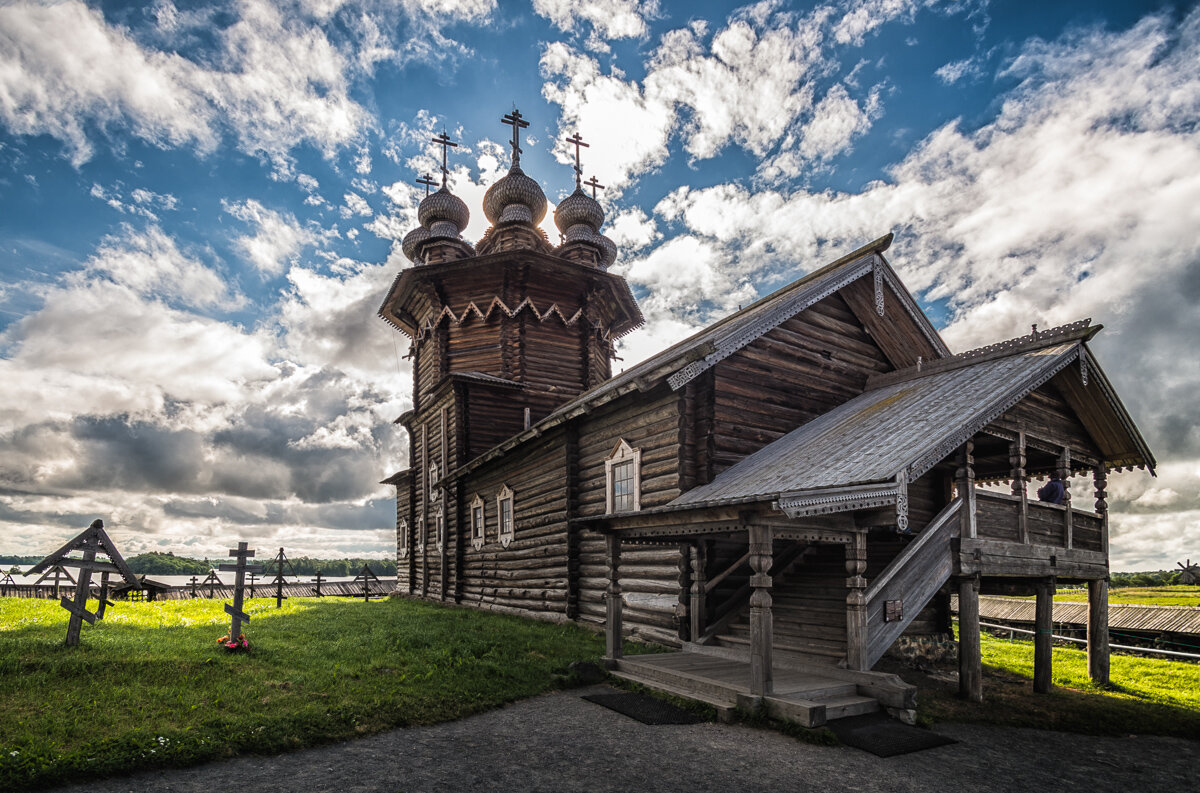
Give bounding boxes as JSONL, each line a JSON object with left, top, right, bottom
{"left": 1, "top": 0, "right": 1198, "bottom": 570}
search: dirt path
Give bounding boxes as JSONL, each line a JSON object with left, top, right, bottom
{"left": 46, "top": 685, "right": 1195, "bottom": 793}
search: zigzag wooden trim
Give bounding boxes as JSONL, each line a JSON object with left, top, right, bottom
{"left": 414, "top": 296, "right": 588, "bottom": 342}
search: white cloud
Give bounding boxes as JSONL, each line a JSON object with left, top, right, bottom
{"left": 223, "top": 199, "right": 324, "bottom": 276}
{"left": 343, "top": 191, "right": 372, "bottom": 218}
{"left": 89, "top": 183, "right": 179, "bottom": 221}
{"left": 533, "top": 0, "right": 659, "bottom": 48}
{"left": 936, "top": 56, "right": 981, "bottom": 84}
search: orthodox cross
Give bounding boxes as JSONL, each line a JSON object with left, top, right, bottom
{"left": 218, "top": 542, "right": 263, "bottom": 641}
{"left": 188, "top": 574, "right": 199, "bottom": 598}
{"left": 501, "top": 109, "right": 529, "bottom": 168}
{"left": 35, "top": 564, "right": 75, "bottom": 600}
{"left": 431, "top": 132, "right": 457, "bottom": 188}
{"left": 0, "top": 570, "right": 14, "bottom": 597}
{"left": 584, "top": 175, "right": 605, "bottom": 199}
{"left": 202, "top": 569, "right": 221, "bottom": 598}
{"left": 416, "top": 173, "right": 437, "bottom": 196}
{"left": 268, "top": 547, "right": 297, "bottom": 608}
{"left": 565, "top": 132, "right": 588, "bottom": 189}
{"left": 313, "top": 570, "right": 325, "bottom": 597}
{"left": 26, "top": 519, "right": 138, "bottom": 646}
{"left": 353, "top": 563, "right": 380, "bottom": 602}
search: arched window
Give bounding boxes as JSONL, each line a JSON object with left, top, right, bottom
{"left": 497, "top": 485, "right": 514, "bottom": 548}
{"left": 470, "top": 494, "right": 486, "bottom": 550}
{"left": 605, "top": 439, "right": 641, "bottom": 513}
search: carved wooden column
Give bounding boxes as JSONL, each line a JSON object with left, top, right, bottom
{"left": 845, "top": 531, "right": 868, "bottom": 671}
{"left": 1058, "top": 447, "right": 1073, "bottom": 549}
{"left": 677, "top": 543, "right": 691, "bottom": 642}
{"left": 957, "top": 439, "right": 977, "bottom": 539}
{"left": 1010, "top": 431, "right": 1029, "bottom": 544}
{"left": 957, "top": 574, "right": 982, "bottom": 703}
{"left": 1089, "top": 464, "right": 1111, "bottom": 684}
{"left": 604, "top": 533, "right": 623, "bottom": 666}
{"left": 689, "top": 542, "right": 706, "bottom": 644}
{"left": 748, "top": 524, "right": 774, "bottom": 697}
{"left": 1034, "top": 577, "right": 1055, "bottom": 694}
{"left": 1094, "top": 464, "right": 1109, "bottom": 555}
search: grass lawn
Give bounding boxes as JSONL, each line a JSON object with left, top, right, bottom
{"left": 0, "top": 596, "right": 619, "bottom": 791}
{"left": 907, "top": 631, "right": 1200, "bottom": 738}
{"left": 1053, "top": 585, "right": 1200, "bottom": 608}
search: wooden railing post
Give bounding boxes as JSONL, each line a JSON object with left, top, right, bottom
{"left": 604, "top": 534, "right": 623, "bottom": 666}
{"left": 957, "top": 440, "right": 977, "bottom": 540}
{"left": 845, "top": 531, "right": 868, "bottom": 671}
{"left": 1058, "top": 448, "right": 1073, "bottom": 549}
{"left": 689, "top": 542, "right": 706, "bottom": 643}
{"left": 1034, "top": 577, "right": 1055, "bottom": 693}
{"left": 957, "top": 574, "right": 982, "bottom": 703}
{"left": 1088, "top": 577, "right": 1110, "bottom": 685}
{"left": 1010, "top": 431, "right": 1029, "bottom": 544}
{"left": 748, "top": 524, "right": 774, "bottom": 697}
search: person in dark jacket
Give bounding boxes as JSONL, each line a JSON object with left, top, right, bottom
{"left": 1037, "top": 472, "right": 1066, "bottom": 504}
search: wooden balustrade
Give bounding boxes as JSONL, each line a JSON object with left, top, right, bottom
{"left": 974, "top": 491, "right": 1103, "bottom": 551}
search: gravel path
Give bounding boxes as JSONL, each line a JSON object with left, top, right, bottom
{"left": 46, "top": 685, "right": 1196, "bottom": 793}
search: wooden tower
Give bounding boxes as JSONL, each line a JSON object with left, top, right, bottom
{"left": 378, "top": 112, "right": 642, "bottom": 599}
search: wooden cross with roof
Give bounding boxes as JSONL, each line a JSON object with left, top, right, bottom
{"left": 564, "top": 132, "right": 588, "bottom": 189}
{"left": 431, "top": 132, "right": 457, "bottom": 188}
{"left": 26, "top": 519, "right": 138, "bottom": 646}
{"left": 353, "top": 563, "right": 381, "bottom": 602}
{"left": 502, "top": 109, "right": 529, "bottom": 167}
{"left": 218, "top": 542, "right": 263, "bottom": 640}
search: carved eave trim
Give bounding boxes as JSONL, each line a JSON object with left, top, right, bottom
{"left": 774, "top": 482, "right": 899, "bottom": 519}
{"left": 1072, "top": 342, "right": 1157, "bottom": 474}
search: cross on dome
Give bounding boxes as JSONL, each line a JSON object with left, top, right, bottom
{"left": 432, "top": 132, "right": 458, "bottom": 188}
{"left": 584, "top": 175, "right": 605, "bottom": 199}
{"left": 416, "top": 173, "right": 437, "bottom": 196}
{"left": 501, "top": 109, "right": 529, "bottom": 167}
{"left": 565, "top": 132, "right": 589, "bottom": 189}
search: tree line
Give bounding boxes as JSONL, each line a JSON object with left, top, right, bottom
{"left": 2, "top": 552, "right": 396, "bottom": 577}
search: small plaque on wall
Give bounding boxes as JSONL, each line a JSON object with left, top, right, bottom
{"left": 885, "top": 599, "right": 903, "bottom": 622}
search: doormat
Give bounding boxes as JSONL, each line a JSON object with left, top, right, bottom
{"left": 582, "top": 692, "right": 707, "bottom": 725}
{"left": 827, "top": 713, "right": 957, "bottom": 757}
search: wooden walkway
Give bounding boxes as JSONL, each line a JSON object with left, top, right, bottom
{"left": 970, "top": 595, "right": 1200, "bottom": 636}
{"left": 613, "top": 649, "right": 915, "bottom": 727}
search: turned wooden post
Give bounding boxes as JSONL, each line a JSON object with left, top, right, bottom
{"left": 957, "top": 440, "right": 977, "bottom": 539}
{"left": 748, "top": 524, "right": 774, "bottom": 696}
{"left": 1034, "top": 578, "right": 1055, "bottom": 693}
{"left": 604, "top": 533, "right": 623, "bottom": 665}
{"left": 689, "top": 542, "right": 706, "bottom": 643}
{"left": 677, "top": 543, "right": 691, "bottom": 641}
{"left": 957, "top": 574, "right": 982, "bottom": 703}
{"left": 1058, "top": 448, "right": 1073, "bottom": 548}
{"left": 1094, "top": 463, "right": 1109, "bottom": 555}
{"left": 845, "top": 531, "right": 869, "bottom": 671}
{"left": 1010, "top": 431, "right": 1029, "bottom": 544}
{"left": 1088, "top": 577, "right": 1110, "bottom": 684}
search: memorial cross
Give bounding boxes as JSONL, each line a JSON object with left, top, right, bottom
{"left": 94, "top": 571, "right": 115, "bottom": 620}
{"left": 35, "top": 564, "right": 75, "bottom": 600}
{"left": 501, "top": 109, "right": 529, "bottom": 168}
{"left": 202, "top": 569, "right": 222, "bottom": 598}
{"left": 188, "top": 575, "right": 199, "bottom": 598}
{"left": 564, "top": 132, "right": 588, "bottom": 189}
{"left": 431, "top": 133, "right": 457, "bottom": 187}
{"left": 268, "top": 547, "right": 297, "bottom": 608}
{"left": 218, "top": 542, "right": 263, "bottom": 640}
{"left": 314, "top": 570, "right": 325, "bottom": 597}
{"left": 0, "top": 570, "right": 13, "bottom": 596}
{"left": 353, "top": 563, "right": 380, "bottom": 602}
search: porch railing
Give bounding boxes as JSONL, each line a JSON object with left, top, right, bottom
{"left": 975, "top": 490, "right": 1103, "bottom": 552}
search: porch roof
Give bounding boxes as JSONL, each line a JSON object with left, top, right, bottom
{"left": 669, "top": 332, "right": 1153, "bottom": 511}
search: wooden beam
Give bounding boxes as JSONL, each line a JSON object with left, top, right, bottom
{"left": 958, "top": 575, "right": 982, "bottom": 703}
{"left": 1034, "top": 578, "right": 1055, "bottom": 693}
{"left": 1088, "top": 577, "right": 1111, "bottom": 685}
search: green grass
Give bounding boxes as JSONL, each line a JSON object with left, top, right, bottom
{"left": 0, "top": 596, "right": 618, "bottom": 791}
{"left": 912, "top": 630, "right": 1200, "bottom": 738}
{"left": 1053, "top": 585, "right": 1200, "bottom": 607}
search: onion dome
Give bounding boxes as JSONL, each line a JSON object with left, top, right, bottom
{"left": 483, "top": 165, "right": 548, "bottom": 226}
{"left": 594, "top": 233, "right": 617, "bottom": 269}
{"left": 554, "top": 188, "right": 604, "bottom": 237}
{"left": 418, "top": 187, "right": 470, "bottom": 239}
{"left": 401, "top": 225, "right": 432, "bottom": 262}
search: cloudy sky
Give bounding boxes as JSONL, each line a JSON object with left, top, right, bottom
{"left": 1, "top": 0, "right": 1197, "bottom": 570}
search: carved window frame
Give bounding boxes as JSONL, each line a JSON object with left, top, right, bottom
{"left": 428, "top": 462, "right": 440, "bottom": 503}
{"left": 470, "top": 494, "right": 485, "bottom": 551}
{"left": 417, "top": 514, "right": 426, "bottom": 547}
{"left": 434, "top": 503, "right": 445, "bottom": 553}
{"left": 398, "top": 518, "right": 409, "bottom": 558}
{"left": 605, "top": 439, "right": 642, "bottom": 514}
{"left": 497, "top": 485, "right": 514, "bottom": 549}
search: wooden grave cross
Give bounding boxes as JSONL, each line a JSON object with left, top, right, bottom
{"left": 268, "top": 547, "right": 298, "bottom": 608}
{"left": 0, "top": 570, "right": 15, "bottom": 597}
{"left": 314, "top": 570, "right": 324, "bottom": 597}
{"left": 218, "top": 543, "right": 263, "bottom": 640}
{"left": 202, "top": 569, "right": 222, "bottom": 599}
{"left": 35, "top": 564, "right": 75, "bottom": 600}
{"left": 353, "top": 563, "right": 380, "bottom": 602}
{"left": 188, "top": 575, "right": 199, "bottom": 598}
{"left": 93, "top": 571, "right": 115, "bottom": 620}
{"left": 25, "top": 519, "right": 138, "bottom": 646}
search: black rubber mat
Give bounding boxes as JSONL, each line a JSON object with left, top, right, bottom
{"left": 582, "top": 692, "right": 707, "bottom": 725}
{"left": 827, "top": 713, "right": 957, "bottom": 757}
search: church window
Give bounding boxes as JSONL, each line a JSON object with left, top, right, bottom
{"left": 398, "top": 518, "right": 409, "bottom": 558}
{"left": 417, "top": 515, "right": 426, "bottom": 546}
{"left": 435, "top": 504, "right": 445, "bottom": 552}
{"left": 429, "top": 462, "right": 440, "bottom": 502}
{"left": 497, "top": 485, "right": 514, "bottom": 548}
{"left": 471, "top": 494, "right": 485, "bottom": 550}
{"left": 605, "top": 440, "right": 641, "bottom": 513}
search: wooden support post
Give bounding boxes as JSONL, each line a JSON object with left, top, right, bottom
{"left": 748, "top": 524, "right": 774, "bottom": 696}
{"left": 957, "top": 575, "right": 982, "bottom": 703}
{"left": 676, "top": 543, "right": 691, "bottom": 642}
{"left": 957, "top": 440, "right": 977, "bottom": 539}
{"left": 1058, "top": 448, "right": 1073, "bottom": 549}
{"left": 1088, "top": 577, "right": 1110, "bottom": 685}
{"left": 604, "top": 534, "right": 623, "bottom": 666}
{"left": 845, "top": 531, "right": 868, "bottom": 671}
{"left": 689, "top": 542, "right": 706, "bottom": 643}
{"left": 1094, "top": 464, "right": 1109, "bottom": 556}
{"left": 1010, "top": 431, "right": 1029, "bottom": 544}
{"left": 1034, "top": 578, "right": 1055, "bottom": 693}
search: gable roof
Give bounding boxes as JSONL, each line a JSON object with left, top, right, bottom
{"left": 668, "top": 325, "right": 1155, "bottom": 512}
{"left": 453, "top": 232, "right": 946, "bottom": 480}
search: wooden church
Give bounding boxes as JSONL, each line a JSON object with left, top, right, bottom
{"left": 379, "top": 112, "right": 1155, "bottom": 724}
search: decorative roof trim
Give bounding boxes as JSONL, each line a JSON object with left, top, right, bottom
{"left": 413, "top": 296, "right": 589, "bottom": 342}
{"left": 774, "top": 482, "right": 899, "bottom": 519}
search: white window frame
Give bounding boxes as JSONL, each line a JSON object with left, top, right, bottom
{"left": 429, "top": 462, "right": 440, "bottom": 503}
{"left": 398, "top": 518, "right": 409, "bottom": 558}
{"left": 497, "top": 484, "right": 514, "bottom": 549}
{"left": 605, "top": 439, "right": 642, "bottom": 514}
{"left": 417, "top": 514, "right": 426, "bottom": 547}
{"left": 470, "top": 494, "right": 486, "bottom": 550}
{"left": 435, "top": 503, "right": 445, "bottom": 552}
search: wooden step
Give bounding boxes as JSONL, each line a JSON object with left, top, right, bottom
{"left": 822, "top": 694, "right": 881, "bottom": 720}
{"left": 715, "top": 634, "right": 845, "bottom": 662}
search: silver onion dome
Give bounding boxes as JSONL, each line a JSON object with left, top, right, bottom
{"left": 483, "top": 166, "right": 548, "bottom": 226}
{"left": 553, "top": 188, "right": 604, "bottom": 235}
{"left": 418, "top": 187, "right": 470, "bottom": 238}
